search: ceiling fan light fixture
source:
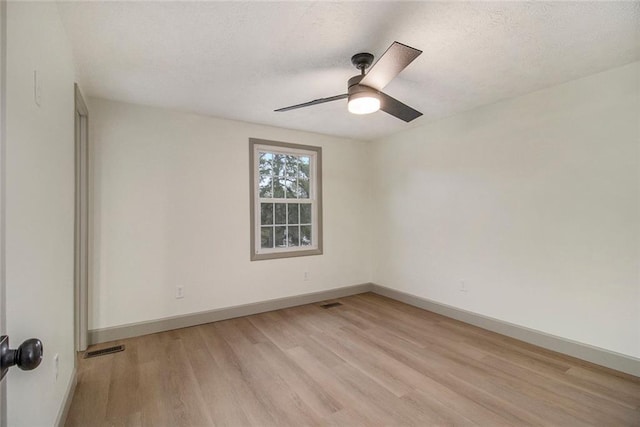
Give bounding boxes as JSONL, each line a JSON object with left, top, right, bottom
{"left": 347, "top": 91, "right": 380, "bottom": 115}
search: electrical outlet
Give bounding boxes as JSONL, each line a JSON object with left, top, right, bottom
{"left": 53, "top": 353, "right": 59, "bottom": 381}
{"left": 304, "top": 272, "right": 310, "bottom": 281}
{"left": 176, "top": 286, "right": 184, "bottom": 299}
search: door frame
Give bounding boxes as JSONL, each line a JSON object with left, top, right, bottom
{"left": 74, "top": 84, "right": 89, "bottom": 353}
{"left": 0, "top": 0, "right": 7, "bottom": 423}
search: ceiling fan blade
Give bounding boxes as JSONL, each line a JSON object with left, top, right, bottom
{"left": 360, "top": 42, "right": 422, "bottom": 91}
{"left": 275, "top": 94, "right": 348, "bottom": 112}
{"left": 379, "top": 92, "right": 422, "bottom": 122}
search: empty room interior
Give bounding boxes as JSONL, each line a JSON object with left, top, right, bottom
{"left": 1, "top": 1, "right": 639, "bottom": 426}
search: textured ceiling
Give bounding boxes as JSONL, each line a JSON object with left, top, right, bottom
{"left": 57, "top": 1, "right": 640, "bottom": 141}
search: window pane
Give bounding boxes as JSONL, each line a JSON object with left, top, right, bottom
{"left": 285, "top": 179, "right": 297, "bottom": 199}
{"left": 259, "top": 177, "right": 273, "bottom": 198}
{"left": 301, "top": 225, "right": 312, "bottom": 246}
{"left": 261, "top": 227, "right": 274, "bottom": 249}
{"left": 288, "top": 225, "right": 300, "bottom": 247}
{"left": 259, "top": 152, "right": 273, "bottom": 178}
{"left": 297, "top": 178, "right": 309, "bottom": 198}
{"left": 275, "top": 203, "right": 286, "bottom": 224}
{"left": 300, "top": 203, "right": 311, "bottom": 224}
{"left": 299, "top": 156, "right": 310, "bottom": 179}
{"left": 284, "top": 155, "right": 298, "bottom": 178}
{"left": 260, "top": 203, "right": 273, "bottom": 225}
{"left": 288, "top": 204, "right": 299, "bottom": 225}
{"left": 260, "top": 152, "right": 273, "bottom": 162}
{"left": 275, "top": 226, "right": 287, "bottom": 247}
{"left": 273, "top": 154, "right": 286, "bottom": 177}
{"left": 273, "top": 178, "right": 285, "bottom": 198}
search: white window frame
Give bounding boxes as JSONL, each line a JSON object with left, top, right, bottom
{"left": 249, "top": 138, "right": 323, "bottom": 261}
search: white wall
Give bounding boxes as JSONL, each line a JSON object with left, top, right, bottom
{"left": 370, "top": 62, "right": 640, "bottom": 358}
{"left": 6, "top": 2, "right": 76, "bottom": 425}
{"left": 89, "top": 62, "right": 638, "bottom": 361}
{"left": 88, "top": 98, "right": 371, "bottom": 330}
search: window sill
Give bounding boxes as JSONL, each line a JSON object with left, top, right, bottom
{"left": 251, "top": 247, "right": 323, "bottom": 261}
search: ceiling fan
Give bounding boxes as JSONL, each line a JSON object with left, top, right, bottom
{"left": 275, "top": 41, "right": 423, "bottom": 122}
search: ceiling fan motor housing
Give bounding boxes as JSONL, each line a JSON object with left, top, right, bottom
{"left": 348, "top": 75, "right": 378, "bottom": 97}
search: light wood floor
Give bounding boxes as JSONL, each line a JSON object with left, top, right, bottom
{"left": 66, "top": 293, "right": 640, "bottom": 426}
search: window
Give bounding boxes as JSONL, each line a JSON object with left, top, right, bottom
{"left": 250, "top": 138, "right": 322, "bottom": 260}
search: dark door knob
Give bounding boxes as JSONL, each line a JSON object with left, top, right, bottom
{"left": 0, "top": 335, "right": 44, "bottom": 380}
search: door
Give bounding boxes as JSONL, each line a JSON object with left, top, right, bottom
{"left": 1, "top": 3, "right": 74, "bottom": 424}
{"left": 1, "top": 0, "right": 7, "bottom": 423}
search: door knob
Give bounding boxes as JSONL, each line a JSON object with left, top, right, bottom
{"left": 0, "top": 335, "right": 44, "bottom": 380}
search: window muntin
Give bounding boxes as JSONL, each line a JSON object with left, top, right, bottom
{"left": 250, "top": 139, "right": 322, "bottom": 260}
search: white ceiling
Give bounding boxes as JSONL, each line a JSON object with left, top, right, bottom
{"left": 57, "top": 1, "right": 640, "bottom": 141}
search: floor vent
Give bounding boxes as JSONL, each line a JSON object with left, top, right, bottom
{"left": 320, "top": 302, "right": 343, "bottom": 309}
{"left": 84, "top": 345, "right": 125, "bottom": 358}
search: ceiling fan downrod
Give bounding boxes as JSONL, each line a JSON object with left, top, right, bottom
{"left": 351, "top": 52, "right": 374, "bottom": 75}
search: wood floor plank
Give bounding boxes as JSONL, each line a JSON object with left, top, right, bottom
{"left": 308, "top": 329, "right": 414, "bottom": 397}
{"left": 178, "top": 325, "right": 253, "bottom": 426}
{"left": 196, "top": 322, "right": 279, "bottom": 426}
{"left": 253, "top": 341, "right": 343, "bottom": 418}
{"left": 400, "top": 389, "right": 477, "bottom": 426}
{"left": 66, "top": 293, "right": 640, "bottom": 426}
{"left": 285, "top": 346, "right": 391, "bottom": 425}
{"left": 213, "top": 318, "right": 321, "bottom": 426}
{"left": 142, "top": 331, "right": 214, "bottom": 426}
{"left": 478, "top": 354, "right": 639, "bottom": 425}
{"left": 319, "top": 407, "right": 369, "bottom": 427}
{"left": 252, "top": 306, "right": 346, "bottom": 368}
{"left": 65, "top": 347, "right": 114, "bottom": 426}
{"left": 336, "top": 317, "right": 573, "bottom": 425}
{"left": 104, "top": 338, "right": 141, "bottom": 423}
{"left": 328, "top": 361, "right": 434, "bottom": 425}
{"left": 566, "top": 365, "right": 640, "bottom": 393}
